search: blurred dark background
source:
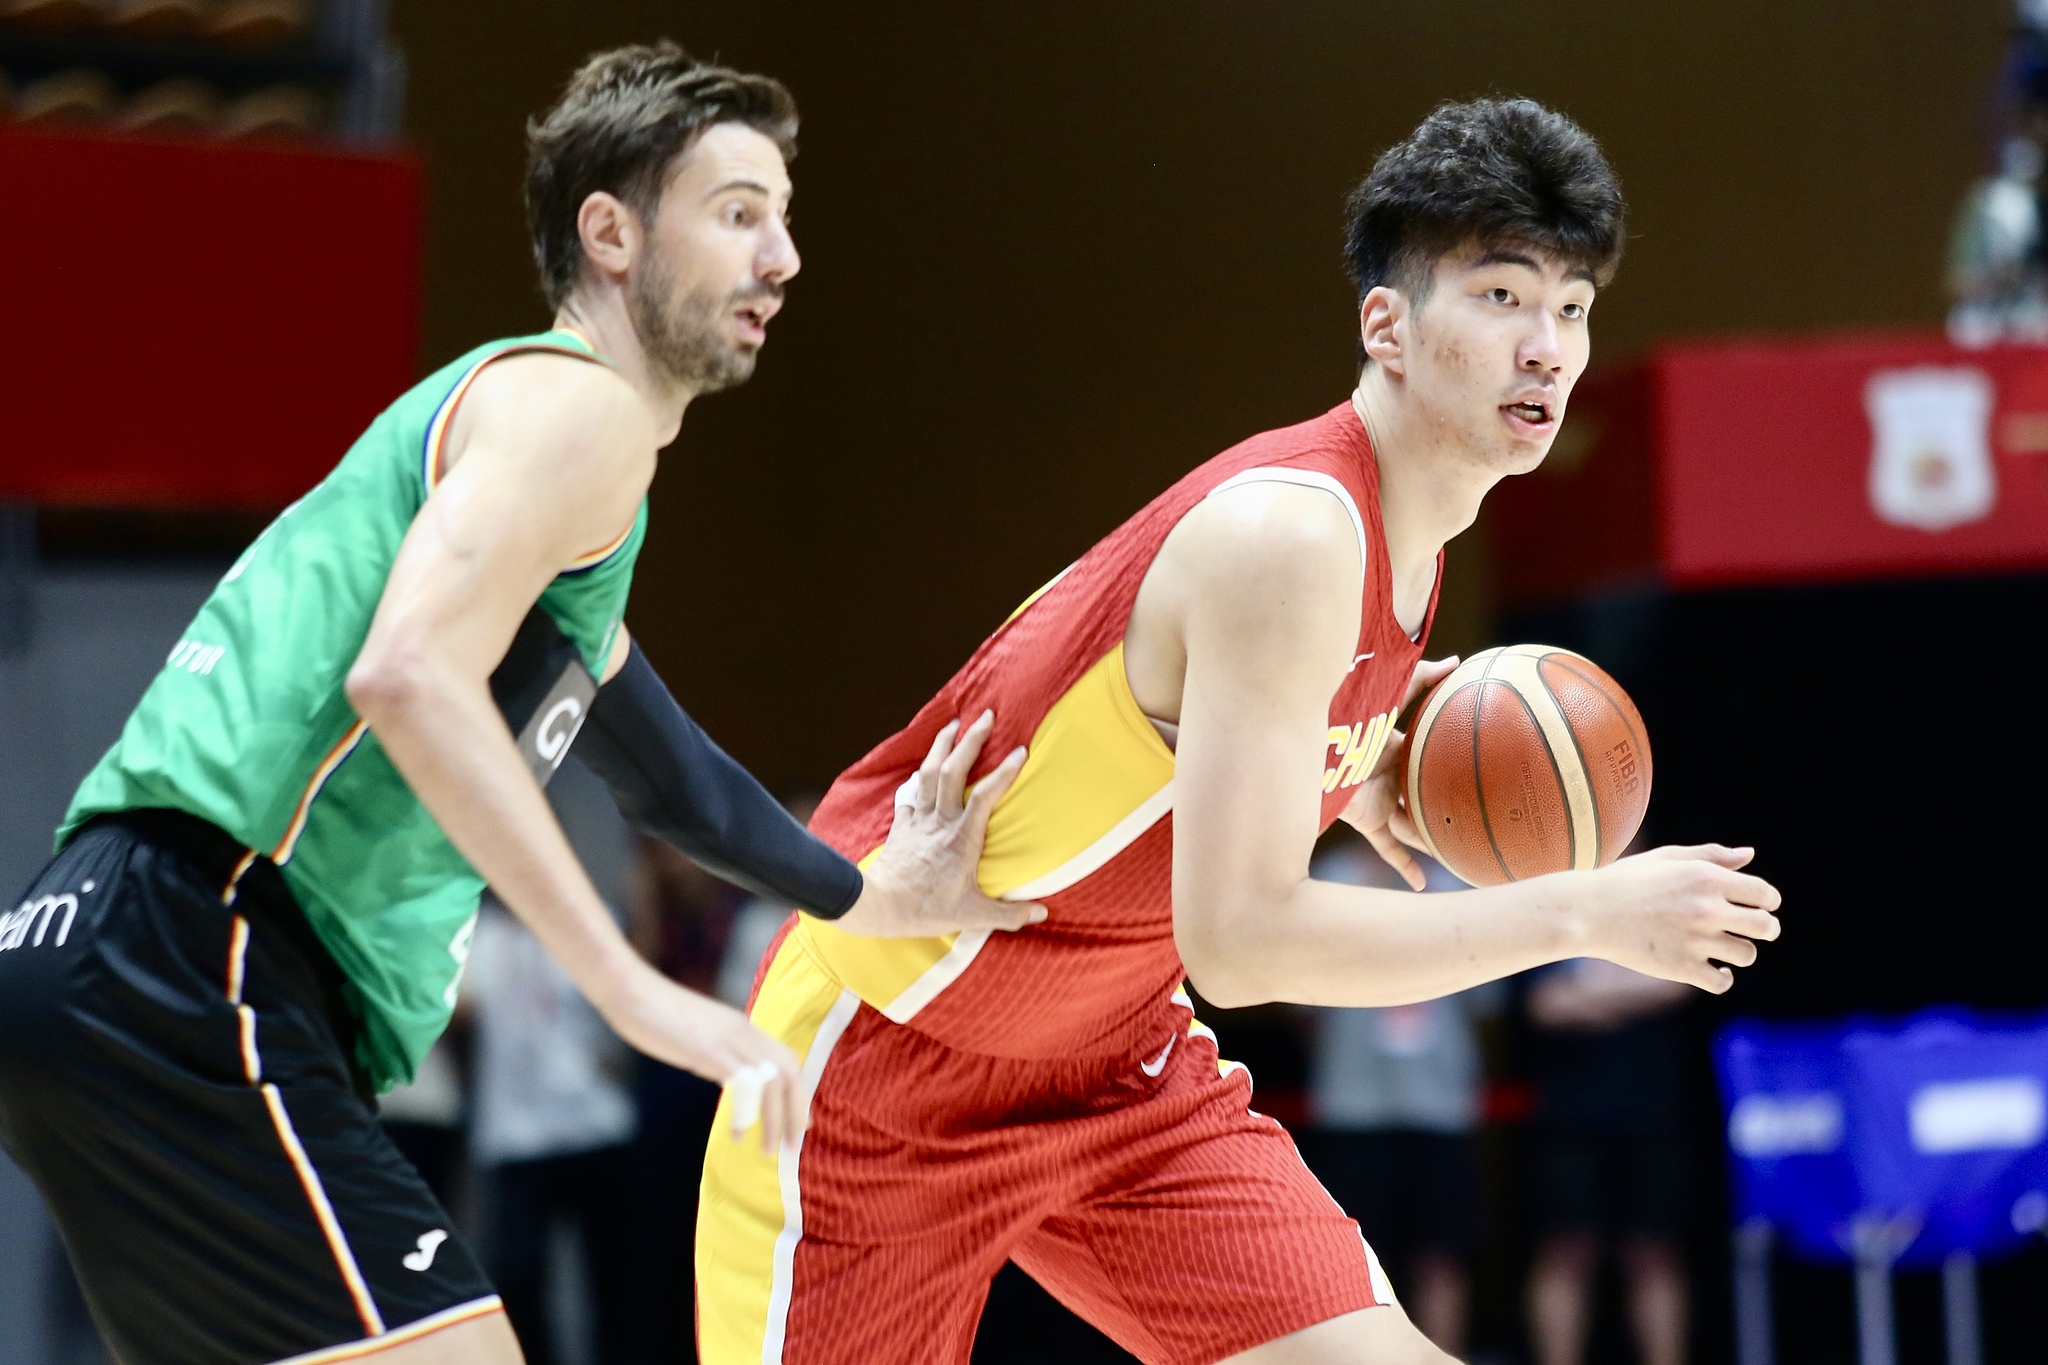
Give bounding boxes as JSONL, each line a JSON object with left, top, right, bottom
{"left": 385, "top": 0, "right": 2008, "bottom": 786}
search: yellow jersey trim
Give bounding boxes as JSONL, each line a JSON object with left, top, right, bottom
{"left": 697, "top": 937, "right": 860, "bottom": 1365}
{"left": 795, "top": 642, "right": 1176, "bottom": 1021}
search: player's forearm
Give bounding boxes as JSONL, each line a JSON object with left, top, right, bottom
{"left": 1178, "top": 871, "right": 1591, "bottom": 1009}
{"left": 576, "top": 643, "right": 863, "bottom": 918}
{"left": 346, "top": 654, "right": 650, "bottom": 1013}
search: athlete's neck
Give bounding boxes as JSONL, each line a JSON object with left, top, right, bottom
{"left": 1351, "top": 366, "right": 1498, "bottom": 635}
{"left": 553, "top": 295, "right": 691, "bottom": 445}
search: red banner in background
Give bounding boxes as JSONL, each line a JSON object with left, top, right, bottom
{"left": 1489, "top": 334, "right": 2048, "bottom": 608}
{"left": 0, "top": 125, "right": 421, "bottom": 509}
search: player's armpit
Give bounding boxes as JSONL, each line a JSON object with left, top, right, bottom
{"left": 1140, "top": 482, "right": 1364, "bottom": 1007}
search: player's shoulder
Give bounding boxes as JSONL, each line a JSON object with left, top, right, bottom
{"left": 1176, "top": 476, "right": 1362, "bottom": 586}
{"left": 469, "top": 346, "right": 644, "bottom": 420}
{"left": 461, "top": 348, "right": 655, "bottom": 454}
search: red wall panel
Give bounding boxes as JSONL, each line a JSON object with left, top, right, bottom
{"left": 1658, "top": 335, "right": 2048, "bottom": 588}
{"left": 0, "top": 125, "right": 421, "bottom": 508}
{"left": 1492, "top": 334, "right": 2048, "bottom": 607}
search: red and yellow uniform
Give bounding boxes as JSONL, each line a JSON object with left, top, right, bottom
{"left": 698, "top": 400, "right": 1440, "bottom": 1365}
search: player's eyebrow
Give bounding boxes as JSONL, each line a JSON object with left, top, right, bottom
{"left": 1472, "top": 247, "right": 1539, "bottom": 270}
{"left": 703, "top": 176, "right": 786, "bottom": 203}
{"left": 1473, "top": 247, "right": 1596, "bottom": 287}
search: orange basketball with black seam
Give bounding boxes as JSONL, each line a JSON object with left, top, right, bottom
{"left": 1402, "top": 644, "right": 1651, "bottom": 887}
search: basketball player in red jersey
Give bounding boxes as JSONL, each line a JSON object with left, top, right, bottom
{"left": 698, "top": 99, "right": 1782, "bottom": 1365}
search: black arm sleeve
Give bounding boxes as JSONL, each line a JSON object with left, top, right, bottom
{"left": 572, "top": 642, "right": 864, "bottom": 920}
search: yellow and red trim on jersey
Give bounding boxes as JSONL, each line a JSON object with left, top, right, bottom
{"left": 1002, "top": 563, "right": 1074, "bottom": 626}
{"left": 238, "top": 1004, "right": 262, "bottom": 1084}
{"left": 420, "top": 333, "right": 602, "bottom": 492}
{"left": 262, "top": 1082, "right": 385, "bottom": 1336}
{"left": 216, "top": 838, "right": 417, "bottom": 1349}
{"left": 221, "top": 849, "right": 258, "bottom": 908}
{"left": 563, "top": 516, "right": 637, "bottom": 571}
{"left": 224, "top": 911, "right": 251, "bottom": 1001}
{"left": 272, "top": 719, "right": 370, "bottom": 867}
{"left": 418, "top": 335, "right": 636, "bottom": 571}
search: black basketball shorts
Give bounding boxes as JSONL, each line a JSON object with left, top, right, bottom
{"left": 0, "top": 810, "right": 501, "bottom": 1365}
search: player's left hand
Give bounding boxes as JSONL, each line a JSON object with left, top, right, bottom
{"left": 1336, "top": 656, "right": 1459, "bottom": 890}
{"left": 834, "top": 710, "right": 1049, "bottom": 938}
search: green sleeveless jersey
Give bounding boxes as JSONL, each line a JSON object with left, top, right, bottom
{"left": 61, "top": 330, "right": 647, "bottom": 1093}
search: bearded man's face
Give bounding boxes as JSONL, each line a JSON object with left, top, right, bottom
{"left": 629, "top": 122, "right": 799, "bottom": 395}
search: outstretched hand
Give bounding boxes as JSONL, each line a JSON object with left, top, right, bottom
{"left": 1337, "top": 655, "right": 1460, "bottom": 890}
{"left": 833, "top": 711, "right": 1047, "bottom": 938}
{"left": 1578, "top": 844, "right": 1783, "bottom": 993}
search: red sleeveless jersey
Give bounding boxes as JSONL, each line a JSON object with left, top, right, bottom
{"left": 798, "top": 400, "right": 1440, "bottom": 1059}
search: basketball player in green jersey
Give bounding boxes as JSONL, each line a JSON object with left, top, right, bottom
{"left": 0, "top": 44, "right": 1038, "bottom": 1365}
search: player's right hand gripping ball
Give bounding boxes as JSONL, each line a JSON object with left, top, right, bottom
{"left": 1403, "top": 645, "right": 1652, "bottom": 887}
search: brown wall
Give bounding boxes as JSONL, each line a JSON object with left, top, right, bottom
{"left": 390, "top": 0, "right": 2008, "bottom": 791}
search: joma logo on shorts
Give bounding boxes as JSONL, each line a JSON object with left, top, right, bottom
{"left": 0, "top": 893, "right": 79, "bottom": 952}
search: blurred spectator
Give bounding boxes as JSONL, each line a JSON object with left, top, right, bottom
{"left": 1947, "top": 3, "right": 2048, "bottom": 345}
{"left": 627, "top": 831, "right": 747, "bottom": 1363}
{"left": 1299, "top": 841, "right": 1500, "bottom": 1358}
{"left": 463, "top": 758, "right": 639, "bottom": 1365}
{"left": 465, "top": 900, "right": 636, "bottom": 1365}
{"left": 1522, "top": 958, "right": 1692, "bottom": 1365}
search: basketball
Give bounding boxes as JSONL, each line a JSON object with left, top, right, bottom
{"left": 1403, "top": 644, "right": 1652, "bottom": 887}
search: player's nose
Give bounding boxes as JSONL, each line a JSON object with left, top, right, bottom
{"left": 761, "top": 213, "right": 801, "bottom": 284}
{"left": 1519, "top": 310, "right": 1564, "bottom": 372}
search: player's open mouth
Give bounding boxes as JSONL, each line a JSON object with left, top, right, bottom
{"left": 1502, "top": 399, "right": 1554, "bottom": 432}
{"left": 734, "top": 304, "right": 773, "bottom": 344}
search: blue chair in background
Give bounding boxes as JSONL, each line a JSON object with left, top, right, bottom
{"left": 1716, "top": 1011, "right": 2048, "bottom": 1365}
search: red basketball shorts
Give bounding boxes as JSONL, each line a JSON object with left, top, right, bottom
{"left": 696, "top": 937, "right": 1392, "bottom": 1365}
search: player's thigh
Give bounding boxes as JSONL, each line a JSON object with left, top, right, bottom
{"left": 1218, "top": 1306, "right": 1459, "bottom": 1365}
{"left": 1013, "top": 1097, "right": 1391, "bottom": 1365}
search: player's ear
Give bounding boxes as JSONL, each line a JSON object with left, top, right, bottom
{"left": 1360, "top": 286, "right": 1406, "bottom": 376}
{"left": 576, "top": 191, "right": 639, "bottom": 284}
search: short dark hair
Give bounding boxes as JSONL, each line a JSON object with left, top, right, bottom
{"left": 1343, "top": 98, "right": 1625, "bottom": 306}
{"left": 525, "top": 41, "right": 799, "bottom": 309}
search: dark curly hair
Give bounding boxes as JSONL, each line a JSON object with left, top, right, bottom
{"left": 525, "top": 41, "right": 798, "bottom": 309}
{"left": 1344, "top": 98, "right": 1625, "bottom": 306}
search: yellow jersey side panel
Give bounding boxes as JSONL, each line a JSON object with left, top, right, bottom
{"left": 795, "top": 644, "right": 1175, "bottom": 1018}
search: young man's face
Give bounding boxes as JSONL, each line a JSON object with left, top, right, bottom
{"left": 629, "top": 121, "right": 800, "bottom": 393}
{"left": 1389, "top": 242, "right": 1595, "bottom": 474}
